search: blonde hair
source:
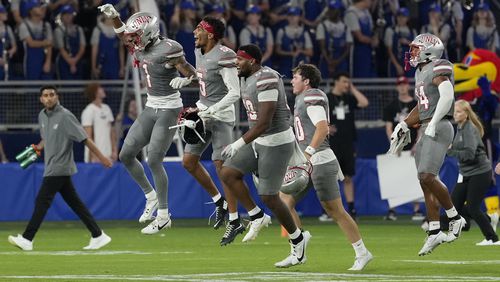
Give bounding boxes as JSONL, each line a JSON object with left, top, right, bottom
{"left": 455, "top": 100, "right": 484, "bottom": 137}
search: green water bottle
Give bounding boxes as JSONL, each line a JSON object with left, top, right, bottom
{"left": 19, "top": 150, "right": 40, "bottom": 169}
{"left": 15, "top": 145, "right": 36, "bottom": 162}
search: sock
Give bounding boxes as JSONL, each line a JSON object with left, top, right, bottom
{"left": 145, "top": 190, "right": 157, "bottom": 200}
{"left": 229, "top": 212, "right": 238, "bottom": 221}
{"left": 289, "top": 229, "right": 303, "bottom": 244}
{"left": 229, "top": 217, "right": 240, "bottom": 225}
{"left": 248, "top": 206, "right": 261, "bottom": 217}
{"left": 445, "top": 207, "right": 459, "bottom": 219}
{"left": 157, "top": 209, "right": 169, "bottom": 218}
{"left": 348, "top": 202, "right": 355, "bottom": 213}
{"left": 212, "top": 193, "right": 222, "bottom": 204}
{"left": 429, "top": 221, "right": 440, "bottom": 235}
{"left": 250, "top": 210, "right": 264, "bottom": 221}
{"left": 352, "top": 239, "right": 368, "bottom": 257}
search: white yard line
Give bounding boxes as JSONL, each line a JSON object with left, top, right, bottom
{"left": 397, "top": 259, "right": 500, "bottom": 265}
{"left": 0, "top": 250, "right": 192, "bottom": 256}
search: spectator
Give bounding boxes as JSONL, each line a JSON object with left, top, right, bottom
{"left": 0, "top": 138, "right": 8, "bottom": 163}
{"left": 11, "top": 0, "right": 32, "bottom": 26}
{"left": 18, "top": 0, "right": 53, "bottom": 80}
{"left": 54, "top": 5, "right": 86, "bottom": 80}
{"left": 170, "top": 1, "right": 198, "bottom": 66}
{"left": 443, "top": 0, "right": 464, "bottom": 62}
{"left": 231, "top": 0, "right": 269, "bottom": 36}
{"left": 90, "top": 15, "right": 124, "bottom": 79}
{"left": 101, "top": 0, "right": 137, "bottom": 20}
{"left": 207, "top": 4, "right": 236, "bottom": 50}
{"left": 81, "top": 83, "right": 117, "bottom": 163}
{"left": 384, "top": 7, "right": 417, "bottom": 77}
{"left": 300, "top": 0, "right": 328, "bottom": 29}
{"left": 267, "top": 0, "right": 288, "bottom": 34}
{"left": 115, "top": 97, "right": 138, "bottom": 152}
{"left": 421, "top": 3, "right": 451, "bottom": 59}
{"left": 47, "top": 0, "right": 78, "bottom": 22}
{"left": 344, "top": 0, "right": 379, "bottom": 78}
{"left": 382, "top": 76, "right": 424, "bottom": 221}
{"left": 328, "top": 71, "right": 369, "bottom": 220}
{"left": 239, "top": 5, "right": 273, "bottom": 66}
{"left": 0, "top": 5, "right": 17, "bottom": 81}
{"left": 275, "top": 6, "right": 313, "bottom": 78}
{"left": 466, "top": 3, "right": 499, "bottom": 53}
{"left": 316, "top": 0, "right": 351, "bottom": 78}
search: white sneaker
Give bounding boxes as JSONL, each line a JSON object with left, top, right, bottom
{"left": 83, "top": 231, "right": 111, "bottom": 250}
{"left": 242, "top": 214, "right": 271, "bottom": 242}
{"left": 489, "top": 213, "right": 499, "bottom": 233}
{"left": 275, "top": 231, "right": 311, "bottom": 268}
{"left": 418, "top": 231, "right": 446, "bottom": 256}
{"left": 476, "top": 239, "right": 493, "bottom": 246}
{"left": 348, "top": 251, "right": 373, "bottom": 271}
{"left": 446, "top": 216, "right": 467, "bottom": 243}
{"left": 139, "top": 197, "right": 159, "bottom": 223}
{"left": 8, "top": 234, "right": 33, "bottom": 251}
{"left": 141, "top": 213, "right": 172, "bottom": 235}
{"left": 318, "top": 213, "right": 333, "bottom": 222}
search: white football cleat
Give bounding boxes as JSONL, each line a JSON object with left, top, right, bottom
{"left": 275, "top": 231, "right": 311, "bottom": 268}
{"left": 242, "top": 213, "right": 271, "bottom": 242}
{"left": 418, "top": 231, "right": 446, "bottom": 256}
{"left": 8, "top": 234, "right": 33, "bottom": 251}
{"left": 348, "top": 251, "right": 373, "bottom": 271}
{"left": 141, "top": 213, "right": 172, "bottom": 235}
{"left": 139, "top": 197, "right": 159, "bottom": 223}
{"left": 446, "top": 216, "right": 467, "bottom": 243}
{"left": 489, "top": 213, "right": 499, "bottom": 233}
{"left": 83, "top": 231, "right": 112, "bottom": 250}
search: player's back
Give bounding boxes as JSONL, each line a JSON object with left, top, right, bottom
{"left": 242, "top": 66, "right": 291, "bottom": 136}
{"left": 294, "top": 88, "right": 330, "bottom": 152}
{"left": 414, "top": 59, "right": 454, "bottom": 121}
{"left": 136, "top": 38, "right": 183, "bottom": 98}
{"left": 195, "top": 43, "right": 236, "bottom": 106}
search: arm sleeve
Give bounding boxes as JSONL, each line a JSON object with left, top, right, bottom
{"left": 18, "top": 23, "right": 29, "bottom": 41}
{"left": 266, "top": 28, "right": 274, "bottom": 46}
{"left": 45, "top": 23, "right": 53, "bottom": 41}
{"left": 239, "top": 28, "right": 251, "bottom": 46}
{"left": 54, "top": 28, "right": 63, "bottom": 49}
{"left": 81, "top": 106, "right": 93, "bottom": 127}
{"left": 429, "top": 79, "right": 454, "bottom": 125}
{"left": 432, "top": 59, "right": 453, "bottom": 79}
{"left": 384, "top": 28, "right": 393, "bottom": 47}
{"left": 79, "top": 27, "right": 87, "bottom": 46}
{"left": 64, "top": 111, "right": 88, "bottom": 143}
{"left": 212, "top": 67, "right": 240, "bottom": 112}
{"left": 344, "top": 10, "right": 360, "bottom": 31}
{"left": 256, "top": 71, "right": 280, "bottom": 102}
{"left": 307, "top": 106, "right": 327, "bottom": 125}
{"left": 304, "top": 30, "right": 313, "bottom": 49}
{"left": 316, "top": 24, "right": 325, "bottom": 40}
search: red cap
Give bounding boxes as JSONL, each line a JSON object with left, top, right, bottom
{"left": 397, "top": 76, "right": 409, "bottom": 85}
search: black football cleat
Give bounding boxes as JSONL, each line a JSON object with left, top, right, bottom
{"left": 220, "top": 222, "right": 245, "bottom": 246}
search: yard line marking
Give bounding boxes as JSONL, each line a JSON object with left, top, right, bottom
{"left": 397, "top": 259, "right": 500, "bottom": 265}
{"left": 1, "top": 272, "right": 500, "bottom": 281}
{"left": 0, "top": 250, "right": 191, "bottom": 256}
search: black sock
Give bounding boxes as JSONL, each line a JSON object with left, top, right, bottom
{"left": 348, "top": 202, "right": 355, "bottom": 212}
{"left": 450, "top": 215, "right": 461, "bottom": 221}
{"left": 428, "top": 229, "right": 440, "bottom": 235}
{"left": 250, "top": 210, "right": 264, "bottom": 221}
{"left": 291, "top": 233, "right": 304, "bottom": 245}
{"left": 229, "top": 218, "right": 240, "bottom": 225}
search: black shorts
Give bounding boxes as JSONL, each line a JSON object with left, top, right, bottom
{"left": 330, "top": 141, "right": 356, "bottom": 177}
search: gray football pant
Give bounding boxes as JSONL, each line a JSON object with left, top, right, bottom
{"left": 119, "top": 107, "right": 181, "bottom": 209}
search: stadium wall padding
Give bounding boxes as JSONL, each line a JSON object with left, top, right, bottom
{"left": 2, "top": 157, "right": 496, "bottom": 221}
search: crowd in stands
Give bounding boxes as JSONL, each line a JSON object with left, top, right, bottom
{"left": 0, "top": 0, "right": 498, "bottom": 81}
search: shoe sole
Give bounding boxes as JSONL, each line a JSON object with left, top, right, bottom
{"left": 139, "top": 202, "right": 159, "bottom": 223}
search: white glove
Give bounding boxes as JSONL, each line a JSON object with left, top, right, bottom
{"left": 169, "top": 76, "right": 193, "bottom": 89}
{"left": 388, "top": 121, "right": 410, "bottom": 155}
{"left": 98, "top": 4, "right": 120, "bottom": 18}
{"left": 221, "top": 138, "right": 246, "bottom": 159}
{"left": 197, "top": 106, "right": 216, "bottom": 119}
{"left": 425, "top": 122, "right": 436, "bottom": 137}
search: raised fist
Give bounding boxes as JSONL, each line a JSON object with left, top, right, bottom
{"left": 98, "top": 4, "right": 119, "bottom": 18}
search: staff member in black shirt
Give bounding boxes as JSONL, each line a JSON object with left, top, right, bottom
{"left": 8, "top": 85, "right": 113, "bottom": 251}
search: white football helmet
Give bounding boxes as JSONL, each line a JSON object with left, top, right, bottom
{"left": 124, "top": 12, "right": 159, "bottom": 51}
{"left": 406, "top": 33, "right": 444, "bottom": 68}
{"left": 252, "top": 162, "right": 312, "bottom": 195}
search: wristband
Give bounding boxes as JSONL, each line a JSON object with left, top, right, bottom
{"left": 114, "top": 25, "right": 126, "bottom": 34}
{"left": 305, "top": 146, "right": 316, "bottom": 156}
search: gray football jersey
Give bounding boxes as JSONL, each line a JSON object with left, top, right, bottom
{"left": 134, "top": 38, "right": 184, "bottom": 97}
{"left": 414, "top": 59, "right": 454, "bottom": 121}
{"left": 195, "top": 43, "right": 236, "bottom": 106}
{"left": 294, "top": 88, "right": 330, "bottom": 152}
{"left": 241, "top": 66, "right": 291, "bottom": 136}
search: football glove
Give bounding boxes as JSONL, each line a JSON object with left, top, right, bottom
{"left": 388, "top": 121, "right": 411, "bottom": 155}
{"left": 169, "top": 76, "right": 193, "bottom": 89}
{"left": 98, "top": 4, "right": 120, "bottom": 18}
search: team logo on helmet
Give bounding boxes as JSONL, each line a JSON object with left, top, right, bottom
{"left": 124, "top": 12, "right": 159, "bottom": 52}
{"left": 404, "top": 33, "right": 444, "bottom": 70}
{"left": 170, "top": 107, "right": 206, "bottom": 144}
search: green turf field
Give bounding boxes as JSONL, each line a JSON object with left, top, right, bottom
{"left": 0, "top": 217, "right": 499, "bottom": 281}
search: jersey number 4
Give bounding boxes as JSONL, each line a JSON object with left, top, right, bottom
{"left": 415, "top": 85, "right": 429, "bottom": 110}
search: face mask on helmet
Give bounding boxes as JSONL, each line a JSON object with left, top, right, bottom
{"left": 175, "top": 107, "right": 206, "bottom": 145}
{"left": 124, "top": 12, "right": 159, "bottom": 52}
{"left": 404, "top": 33, "right": 444, "bottom": 69}
{"left": 252, "top": 162, "right": 313, "bottom": 195}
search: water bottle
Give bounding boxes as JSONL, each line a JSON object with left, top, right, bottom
{"left": 15, "top": 145, "right": 35, "bottom": 162}
{"left": 19, "top": 150, "right": 40, "bottom": 169}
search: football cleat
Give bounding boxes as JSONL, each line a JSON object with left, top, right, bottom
{"left": 139, "top": 197, "right": 158, "bottom": 223}
{"left": 220, "top": 222, "right": 245, "bottom": 246}
{"left": 141, "top": 213, "right": 172, "bottom": 235}
{"left": 212, "top": 201, "right": 228, "bottom": 230}
{"left": 348, "top": 251, "right": 373, "bottom": 271}
{"left": 275, "top": 231, "right": 311, "bottom": 268}
{"left": 242, "top": 213, "right": 271, "bottom": 242}
{"left": 446, "top": 216, "right": 467, "bottom": 243}
{"left": 418, "top": 231, "right": 446, "bottom": 256}
{"left": 8, "top": 234, "right": 33, "bottom": 251}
